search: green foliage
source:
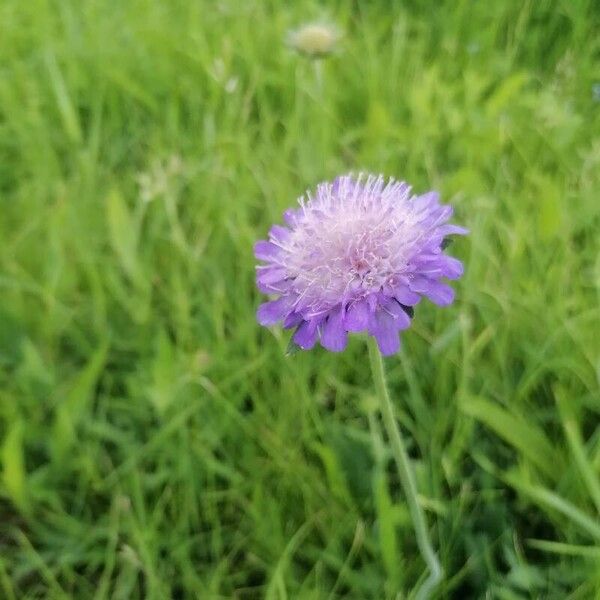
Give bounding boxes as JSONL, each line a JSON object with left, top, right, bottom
{"left": 0, "top": 0, "right": 599, "bottom": 598}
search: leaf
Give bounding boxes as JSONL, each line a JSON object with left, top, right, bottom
{"left": 326, "top": 424, "right": 373, "bottom": 506}
{"left": 102, "top": 67, "right": 159, "bottom": 113}
{"left": 16, "top": 339, "right": 54, "bottom": 399}
{"left": 460, "top": 395, "right": 561, "bottom": 481}
{"left": 149, "top": 330, "right": 177, "bottom": 415}
{"left": 285, "top": 337, "right": 302, "bottom": 357}
{"left": 534, "top": 175, "right": 563, "bottom": 239}
{"left": 106, "top": 189, "right": 142, "bottom": 285}
{"left": 2, "top": 420, "right": 28, "bottom": 513}
{"left": 527, "top": 539, "right": 600, "bottom": 558}
{"left": 52, "top": 341, "right": 110, "bottom": 462}
{"left": 485, "top": 72, "right": 529, "bottom": 116}
{"left": 45, "top": 50, "right": 82, "bottom": 144}
{"left": 504, "top": 474, "right": 600, "bottom": 542}
{"left": 0, "top": 308, "right": 25, "bottom": 366}
{"left": 310, "top": 442, "right": 352, "bottom": 505}
{"left": 265, "top": 521, "right": 313, "bottom": 600}
{"left": 373, "top": 466, "right": 403, "bottom": 590}
{"left": 554, "top": 384, "right": 600, "bottom": 514}
{"left": 366, "top": 101, "right": 391, "bottom": 141}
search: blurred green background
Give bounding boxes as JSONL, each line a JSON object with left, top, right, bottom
{"left": 1, "top": 1, "right": 599, "bottom": 598}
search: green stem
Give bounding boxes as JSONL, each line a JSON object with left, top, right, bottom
{"left": 367, "top": 338, "right": 442, "bottom": 599}
{"left": 313, "top": 59, "right": 323, "bottom": 97}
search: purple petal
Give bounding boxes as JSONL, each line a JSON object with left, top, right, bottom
{"left": 331, "top": 176, "right": 344, "bottom": 195}
{"left": 369, "top": 310, "right": 401, "bottom": 356}
{"left": 409, "top": 278, "right": 455, "bottom": 306}
{"left": 382, "top": 300, "right": 411, "bottom": 330}
{"left": 257, "top": 279, "right": 290, "bottom": 294}
{"left": 413, "top": 191, "right": 440, "bottom": 212}
{"left": 283, "top": 312, "right": 303, "bottom": 329}
{"left": 254, "top": 240, "right": 281, "bottom": 261}
{"left": 438, "top": 256, "right": 464, "bottom": 280}
{"left": 283, "top": 208, "right": 302, "bottom": 227}
{"left": 438, "top": 224, "right": 469, "bottom": 236}
{"left": 256, "top": 267, "right": 287, "bottom": 286}
{"left": 393, "top": 285, "right": 421, "bottom": 306}
{"left": 268, "top": 225, "right": 291, "bottom": 243}
{"left": 321, "top": 307, "right": 348, "bottom": 352}
{"left": 257, "top": 297, "right": 293, "bottom": 325}
{"left": 345, "top": 299, "right": 371, "bottom": 332}
{"left": 293, "top": 319, "right": 319, "bottom": 349}
{"left": 366, "top": 293, "right": 379, "bottom": 312}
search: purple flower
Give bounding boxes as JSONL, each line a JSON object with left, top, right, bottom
{"left": 255, "top": 174, "right": 468, "bottom": 355}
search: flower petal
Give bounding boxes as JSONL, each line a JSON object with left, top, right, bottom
{"left": 345, "top": 299, "right": 371, "bottom": 332}
{"left": 268, "top": 225, "right": 291, "bottom": 243}
{"left": 438, "top": 224, "right": 469, "bottom": 236}
{"left": 283, "top": 208, "right": 300, "bottom": 227}
{"left": 321, "top": 307, "right": 348, "bottom": 352}
{"left": 382, "top": 300, "right": 411, "bottom": 330}
{"left": 257, "top": 266, "right": 286, "bottom": 283}
{"left": 256, "top": 267, "right": 287, "bottom": 292}
{"left": 254, "top": 240, "right": 281, "bottom": 261}
{"left": 413, "top": 191, "right": 440, "bottom": 212}
{"left": 409, "top": 278, "right": 455, "bottom": 306}
{"left": 283, "top": 312, "right": 303, "bottom": 329}
{"left": 370, "top": 310, "right": 401, "bottom": 356}
{"left": 393, "top": 285, "right": 421, "bottom": 306}
{"left": 293, "top": 319, "right": 319, "bottom": 349}
{"left": 439, "top": 256, "right": 464, "bottom": 280}
{"left": 257, "top": 297, "right": 293, "bottom": 325}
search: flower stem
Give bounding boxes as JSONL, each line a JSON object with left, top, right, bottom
{"left": 313, "top": 59, "right": 323, "bottom": 96}
{"left": 367, "top": 338, "right": 442, "bottom": 599}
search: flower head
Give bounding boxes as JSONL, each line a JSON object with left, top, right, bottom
{"left": 255, "top": 174, "right": 467, "bottom": 355}
{"left": 287, "top": 23, "right": 340, "bottom": 59}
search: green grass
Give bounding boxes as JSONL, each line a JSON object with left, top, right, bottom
{"left": 1, "top": 0, "right": 599, "bottom": 597}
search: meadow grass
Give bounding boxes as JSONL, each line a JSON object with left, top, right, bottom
{"left": 1, "top": 0, "right": 599, "bottom": 598}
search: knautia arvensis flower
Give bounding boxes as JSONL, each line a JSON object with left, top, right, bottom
{"left": 287, "top": 23, "right": 340, "bottom": 58}
{"left": 255, "top": 174, "right": 467, "bottom": 355}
